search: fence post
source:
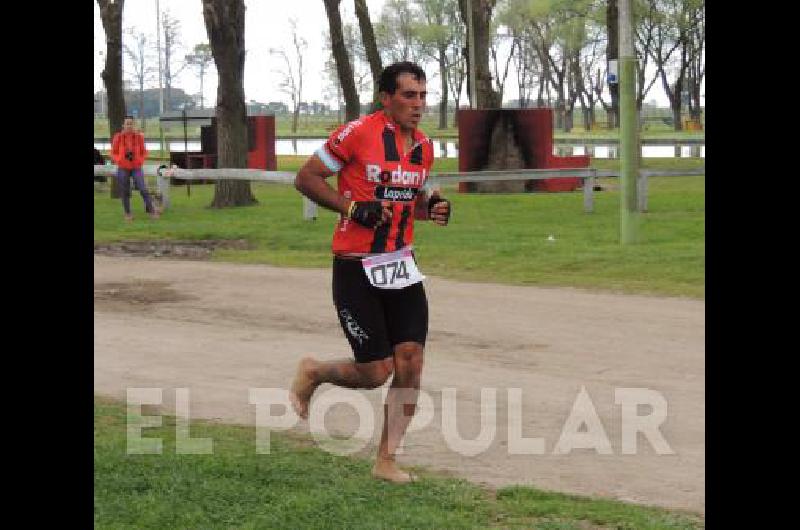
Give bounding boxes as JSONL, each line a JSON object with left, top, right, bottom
{"left": 583, "top": 170, "right": 596, "bottom": 213}
{"left": 303, "top": 197, "right": 318, "bottom": 220}
{"left": 156, "top": 165, "right": 171, "bottom": 211}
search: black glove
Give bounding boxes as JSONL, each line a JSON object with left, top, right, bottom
{"left": 347, "top": 201, "right": 384, "bottom": 228}
{"left": 428, "top": 195, "right": 451, "bottom": 224}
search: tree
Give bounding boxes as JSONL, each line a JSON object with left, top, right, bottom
{"left": 511, "top": 34, "right": 538, "bottom": 108}
{"left": 488, "top": 25, "right": 516, "bottom": 106}
{"left": 202, "top": 0, "right": 256, "bottom": 208}
{"left": 575, "top": 17, "right": 606, "bottom": 130}
{"left": 342, "top": 21, "right": 375, "bottom": 100}
{"left": 323, "top": 53, "right": 345, "bottom": 122}
{"left": 323, "top": 0, "right": 361, "bottom": 121}
{"left": 185, "top": 43, "right": 215, "bottom": 109}
{"left": 458, "top": 0, "right": 501, "bottom": 108}
{"left": 632, "top": 0, "right": 662, "bottom": 113}
{"left": 497, "top": 0, "right": 544, "bottom": 109}
{"left": 525, "top": 8, "right": 567, "bottom": 127}
{"left": 120, "top": 87, "right": 194, "bottom": 118}
{"left": 322, "top": 19, "right": 372, "bottom": 119}
{"left": 412, "top": 0, "right": 462, "bottom": 128}
{"left": 647, "top": 0, "right": 702, "bottom": 130}
{"left": 443, "top": 13, "right": 467, "bottom": 125}
{"left": 97, "top": 0, "right": 126, "bottom": 199}
{"left": 123, "top": 27, "right": 157, "bottom": 129}
{"left": 375, "top": 0, "right": 421, "bottom": 64}
{"left": 161, "top": 10, "right": 188, "bottom": 111}
{"left": 606, "top": 0, "right": 619, "bottom": 127}
{"left": 559, "top": 4, "right": 595, "bottom": 132}
{"left": 270, "top": 19, "right": 307, "bottom": 134}
{"left": 684, "top": 1, "right": 704, "bottom": 124}
{"left": 353, "top": 0, "right": 383, "bottom": 110}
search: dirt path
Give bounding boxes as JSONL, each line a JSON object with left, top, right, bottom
{"left": 94, "top": 255, "right": 704, "bottom": 514}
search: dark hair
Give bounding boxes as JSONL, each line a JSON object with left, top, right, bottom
{"left": 378, "top": 61, "right": 426, "bottom": 95}
{"left": 123, "top": 115, "right": 134, "bottom": 121}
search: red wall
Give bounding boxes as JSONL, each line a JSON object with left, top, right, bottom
{"left": 456, "top": 108, "right": 588, "bottom": 192}
{"left": 247, "top": 115, "right": 277, "bottom": 170}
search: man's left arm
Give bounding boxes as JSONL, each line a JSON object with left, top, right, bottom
{"left": 414, "top": 144, "right": 451, "bottom": 225}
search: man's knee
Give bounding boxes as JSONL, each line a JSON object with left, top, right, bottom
{"left": 393, "top": 342, "right": 424, "bottom": 375}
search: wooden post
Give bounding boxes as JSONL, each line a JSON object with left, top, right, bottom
{"left": 303, "top": 197, "right": 318, "bottom": 220}
{"left": 157, "top": 166, "right": 172, "bottom": 210}
{"left": 583, "top": 172, "right": 595, "bottom": 213}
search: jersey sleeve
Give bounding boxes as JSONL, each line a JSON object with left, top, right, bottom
{"left": 314, "top": 118, "right": 364, "bottom": 173}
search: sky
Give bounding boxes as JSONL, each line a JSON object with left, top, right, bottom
{"left": 94, "top": 0, "right": 676, "bottom": 109}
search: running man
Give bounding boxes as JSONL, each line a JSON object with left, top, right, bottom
{"left": 290, "top": 61, "right": 451, "bottom": 483}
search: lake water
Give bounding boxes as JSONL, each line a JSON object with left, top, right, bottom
{"left": 94, "top": 138, "right": 705, "bottom": 159}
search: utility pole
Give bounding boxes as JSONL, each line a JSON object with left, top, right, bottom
{"left": 618, "top": 0, "right": 639, "bottom": 244}
{"left": 156, "top": 0, "right": 166, "bottom": 158}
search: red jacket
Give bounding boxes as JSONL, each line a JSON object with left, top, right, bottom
{"left": 110, "top": 130, "right": 148, "bottom": 169}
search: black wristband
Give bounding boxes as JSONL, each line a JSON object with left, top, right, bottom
{"left": 348, "top": 201, "right": 383, "bottom": 228}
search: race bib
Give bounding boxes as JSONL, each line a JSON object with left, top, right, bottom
{"left": 362, "top": 247, "right": 425, "bottom": 290}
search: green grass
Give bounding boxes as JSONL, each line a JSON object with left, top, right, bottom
{"left": 95, "top": 396, "right": 703, "bottom": 529}
{"left": 94, "top": 156, "right": 704, "bottom": 299}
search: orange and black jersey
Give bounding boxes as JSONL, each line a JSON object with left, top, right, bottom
{"left": 316, "top": 111, "right": 434, "bottom": 255}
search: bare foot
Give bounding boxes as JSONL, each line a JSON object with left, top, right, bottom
{"left": 124, "top": 214, "right": 134, "bottom": 223}
{"left": 372, "top": 458, "right": 415, "bottom": 483}
{"left": 289, "top": 357, "right": 317, "bottom": 420}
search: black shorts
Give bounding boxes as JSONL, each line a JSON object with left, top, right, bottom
{"left": 332, "top": 256, "right": 428, "bottom": 363}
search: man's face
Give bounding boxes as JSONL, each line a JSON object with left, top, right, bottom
{"left": 381, "top": 73, "right": 427, "bottom": 133}
{"left": 123, "top": 118, "right": 134, "bottom": 132}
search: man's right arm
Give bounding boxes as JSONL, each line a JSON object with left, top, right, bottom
{"left": 294, "top": 155, "right": 350, "bottom": 216}
{"left": 294, "top": 155, "right": 390, "bottom": 228}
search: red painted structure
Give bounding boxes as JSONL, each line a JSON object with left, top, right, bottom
{"left": 170, "top": 115, "right": 277, "bottom": 172}
{"left": 456, "top": 108, "right": 589, "bottom": 192}
{"left": 245, "top": 115, "right": 278, "bottom": 170}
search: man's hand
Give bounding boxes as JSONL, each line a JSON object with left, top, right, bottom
{"left": 427, "top": 192, "right": 451, "bottom": 226}
{"left": 348, "top": 201, "right": 392, "bottom": 228}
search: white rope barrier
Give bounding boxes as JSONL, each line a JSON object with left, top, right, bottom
{"left": 94, "top": 164, "right": 704, "bottom": 216}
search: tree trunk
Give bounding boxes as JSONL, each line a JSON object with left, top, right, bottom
{"left": 659, "top": 65, "right": 684, "bottom": 132}
{"left": 354, "top": 0, "right": 382, "bottom": 111}
{"left": 202, "top": 0, "right": 257, "bottom": 208}
{"left": 438, "top": 44, "right": 448, "bottom": 129}
{"left": 459, "top": 0, "right": 500, "bottom": 109}
{"left": 97, "top": 0, "right": 125, "bottom": 199}
{"left": 564, "top": 108, "right": 573, "bottom": 133}
{"left": 324, "top": 0, "right": 360, "bottom": 121}
{"left": 690, "top": 80, "right": 702, "bottom": 122}
{"left": 606, "top": 0, "right": 619, "bottom": 128}
{"left": 671, "top": 83, "right": 683, "bottom": 132}
{"left": 293, "top": 108, "right": 300, "bottom": 133}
